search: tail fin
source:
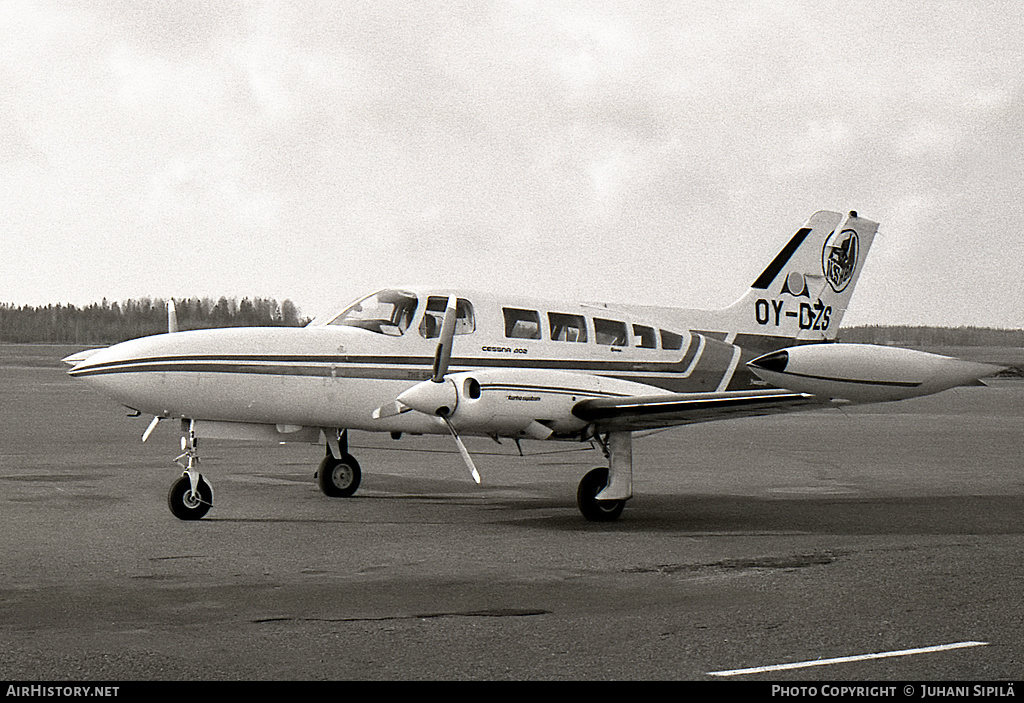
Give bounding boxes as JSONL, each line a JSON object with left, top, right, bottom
{"left": 722, "top": 210, "right": 878, "bottom": 344}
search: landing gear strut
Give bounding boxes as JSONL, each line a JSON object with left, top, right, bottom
{"left": 316, "top": 429, "right": 362, "bottom": 497}
{"left": 576, "top": 431, "right": 632, "bottom": 522}
{"left": 168, "top": 419, "right": 213, "bottom": 520}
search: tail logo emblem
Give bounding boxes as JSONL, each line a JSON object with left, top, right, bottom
{"left": 822, "top": 229, "right": 859, "bottom": 293}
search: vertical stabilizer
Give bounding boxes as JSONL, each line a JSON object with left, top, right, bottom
{"left": 721, "top": 210, "right": 878, "bottom": 344}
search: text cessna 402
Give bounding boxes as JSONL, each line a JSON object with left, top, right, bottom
{"left": 64, "top": 210, "right": 1002, "bottom": 522}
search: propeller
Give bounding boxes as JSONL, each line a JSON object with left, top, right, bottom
{"left": 372, "top": 297, "right": 481, "bottom": 484}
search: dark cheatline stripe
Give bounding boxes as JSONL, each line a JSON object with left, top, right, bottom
{"left": 68, "top": 348, "right": 707, "bottom": 381}
{"left": 65, "top": 335, "right": 742, "bottom": 395}
{"left": 480, "top": 383, "right": 626, "bottom": 399}
{"left": 775, "top": 370, "right": 921, "bottom": 388}
{"left": 750, "top": 227, "right": 812, "bottom": 290}
{"left": 68, "top": 358, "right": 677, "bottom": 389}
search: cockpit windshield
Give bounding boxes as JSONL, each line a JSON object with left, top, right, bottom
{"left": 326, "top": 289, "right": 418, "bottom": 336}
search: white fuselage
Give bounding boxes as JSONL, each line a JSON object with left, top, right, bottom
{"left": 66, "top": 287, "right": 756, "bottom": 439}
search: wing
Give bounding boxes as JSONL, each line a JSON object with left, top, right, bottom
{"left": 571, "top": 389, "right": 827, "bottom": 432}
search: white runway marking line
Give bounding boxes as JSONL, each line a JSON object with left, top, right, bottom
{"left": 707, "top": 641, "right": 989, "bottom": 677}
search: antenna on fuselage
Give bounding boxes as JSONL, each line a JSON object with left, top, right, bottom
{"left": 167, "top": 299, "right": 178, "bottom": 334}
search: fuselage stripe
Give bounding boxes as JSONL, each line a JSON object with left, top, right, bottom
{"left": 715, "top": 345, "right": 743, "bottom": 392}
{"left": 480, "top": 383, "right": 629, "bottom": 399}
{"left": 69, "top": 349, "right": 715, "bottom": 385}
{"left": 66, "top": 329, "right": 763, "bottom": 395}
{"left": 774, "top": 370, "right": 921, "bottom": 388}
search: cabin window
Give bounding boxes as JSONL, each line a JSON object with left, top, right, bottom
{"left": 660, "top": 329, "right": 684, "bottom": 350}
{"left": 594, "top": 318, "right": 628, "bottom": 346}
{"left": 548, "top": 312, "right": 588, "bottom": 342}
{"left": 503, "top": 308, "right": 542, "bottom": 340}
{"left": 633, "top": 324, "right": 657, "bottom": 349}
{"left": 328, "top": 289, "right": 418, "bottom": 336}
{"left": 419, "top": 296, "right": 476, "bottom": 338}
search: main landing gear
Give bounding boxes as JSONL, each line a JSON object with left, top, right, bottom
{"left": 576, "top": 431, "right": 633, "bottom": 522}
{"left": 312, "top": 428, "right": 633, "bottom": 521}
{"left": 315, "top": 429, "right": 362, "bottom": 498}
{"left": 167, "top": 419, "right": 213, "bottom": 520}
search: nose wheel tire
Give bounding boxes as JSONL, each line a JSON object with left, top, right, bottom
{"left": 317, "top": 453, "right": 362, "bottom": 497}
{"left": 577, "top": 467, "right": 625, "bottom": 522}
{"left": 168, "top": 474, "right": 213, "bottom": 520}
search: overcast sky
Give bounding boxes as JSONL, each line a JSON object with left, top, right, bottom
{"left": 2, "top": 0, "right": 1022, "bottom": 328}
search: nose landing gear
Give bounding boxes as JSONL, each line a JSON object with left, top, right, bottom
{"left": 167, "top": 419, "right": 213, "bottom": 520}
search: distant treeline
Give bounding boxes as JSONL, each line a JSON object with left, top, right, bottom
{"left": 839, "top": 325, "right": 1024, "bottom": 347}
{"left": 0, "top": 297, "right": 307, "bottom": 345}
{"left": 2, "top": 301, "right": 1022, "bottom": 348}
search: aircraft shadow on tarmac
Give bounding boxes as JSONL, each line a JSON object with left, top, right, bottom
{"left": 193, "top": 467, "right": 1024, "bottom": 535}
{"left": 489, "top": 493, "right": 1024, "bottom": 535}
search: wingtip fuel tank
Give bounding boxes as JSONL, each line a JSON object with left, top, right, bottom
{"left": 748, "top": 343, "right": 1004, "bottom": 403}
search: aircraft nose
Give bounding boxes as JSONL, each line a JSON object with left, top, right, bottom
{"left": 64, "top": 344, "right": 129, "bottom": 377}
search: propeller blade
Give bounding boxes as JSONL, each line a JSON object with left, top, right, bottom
{"left": 371, "top": 400, "right": 408, "bottom": 420}
{"left": 431, "top": 297, "right": 458, "bottom": 383}
{"left": 441, "top": 415, "right": 481, "bottom": 484}
{"left": 142, "top": 416, "right": 161, "bottom": 442}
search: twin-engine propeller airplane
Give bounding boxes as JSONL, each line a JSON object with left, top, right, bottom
{"left": 63, "top": 210, "right": 1002, "bottom": 521}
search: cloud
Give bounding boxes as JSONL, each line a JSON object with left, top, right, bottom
{"left": 1, "top": 0, "right": 1021, "bottom": 327}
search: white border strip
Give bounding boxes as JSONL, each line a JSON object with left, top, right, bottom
{"left": 715, "top": 344, "right": 743, "bottom": 392}
{"left": 707, "top": 641, "right": 989, "bottom": 677}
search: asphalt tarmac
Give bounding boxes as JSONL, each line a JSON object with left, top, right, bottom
{"left": 2, "top": 344, "right": 1022, "bottom": 681}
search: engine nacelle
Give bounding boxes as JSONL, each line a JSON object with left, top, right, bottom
{"left": 748, "top": 343, "right": 1002, "bottom": 403}
{"left": 397, "top": 367, "right": 664, "bottom": 437}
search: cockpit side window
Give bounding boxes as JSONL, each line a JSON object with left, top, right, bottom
{"left": 420, "top": 297, "right": 476, "bottom": 338}
{"left": 633, "top": 324, "right": 657, "bottom": 349}
{"left": 327, "top": 289, "right": 418, "bottom": 336}
{"left": 548, "top": 312, "right": 588, "bottom": 342}
{"left": 660, "top": 329, "right": 684, "bottom": 350}
{"left": 503, "top": 308, "right": 542, "bottom": 340}
{"left": 594, "top": 318, "right": 627, "bottom": 346}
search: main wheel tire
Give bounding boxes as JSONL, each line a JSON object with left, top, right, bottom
{"left": 168, "top": 474, "right": 213, "bottom": 520}
{"left": 576, "top": 467, "right": 625, "bottom": 522}
{"left": 317, "top": 453, "right": 362, "bottom": 497}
